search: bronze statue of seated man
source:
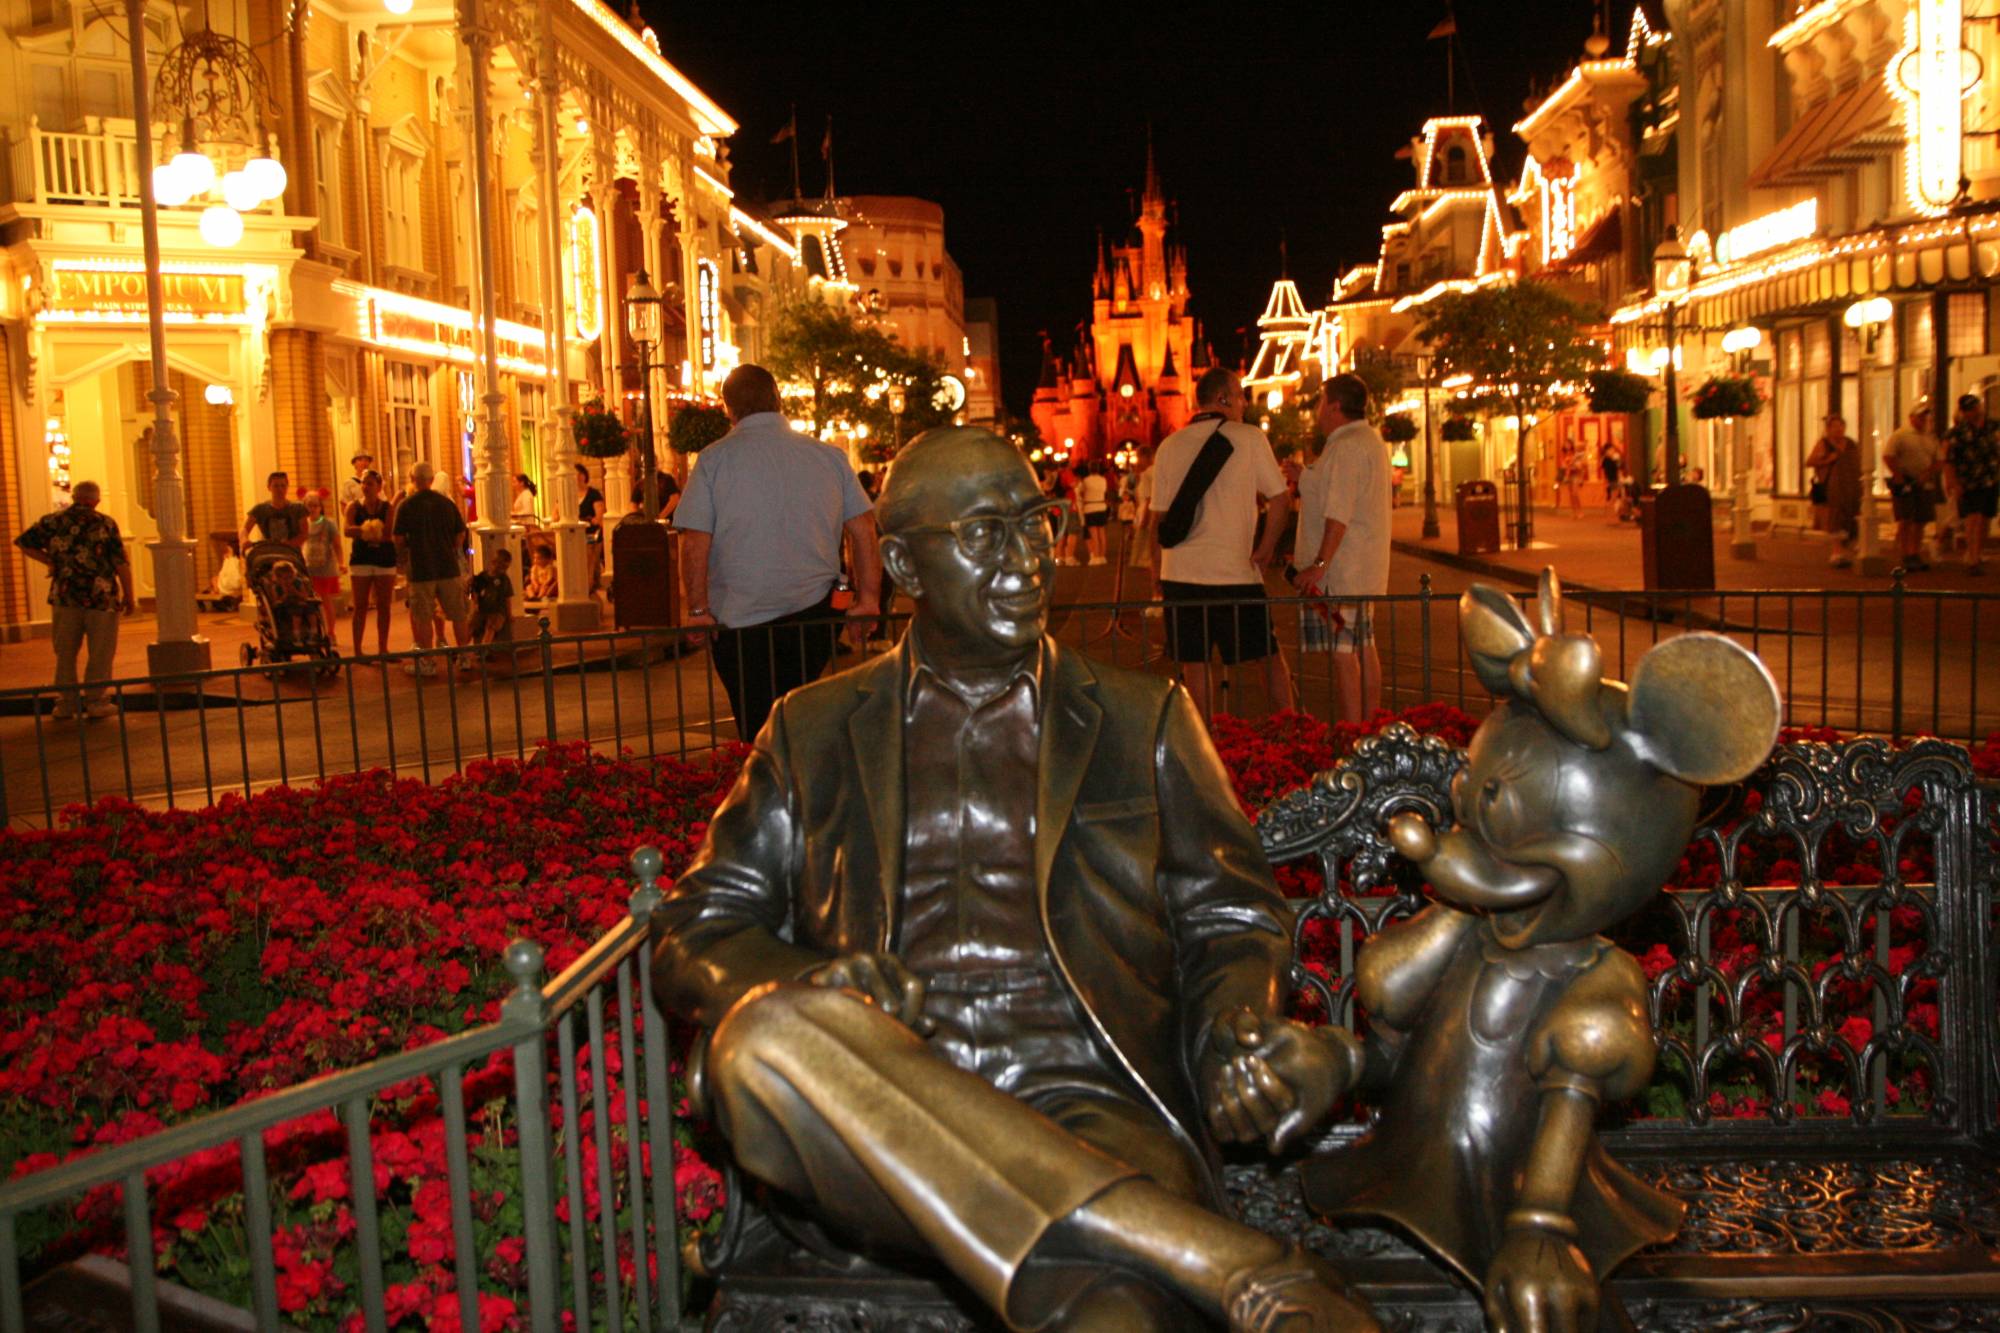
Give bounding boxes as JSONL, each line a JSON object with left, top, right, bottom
{"left": 651, "top": 427, "right": 1376, "bottom": 1331}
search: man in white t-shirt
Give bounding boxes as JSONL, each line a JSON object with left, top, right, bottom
{"left": 1150, "top": 368, "right": 1294, "bottom": 718}
{"left": 1293, "top": 373, "right": 1392, "bottom": 724}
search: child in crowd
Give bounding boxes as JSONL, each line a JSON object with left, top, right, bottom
{"left": 466, "top": 548, "right": 514, "bottom": 646}
{"left": 265, "top": 562, "right": 323, "bottom": 647}
{"left": 523, "top": 543, "right": 558, "bottom": 602}
{"left": 206, "top": 538, "right": 245, "bottom": 611}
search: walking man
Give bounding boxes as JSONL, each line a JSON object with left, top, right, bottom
{"left": 1884, "top": 403, "right": 1940, "bottom": 572}
{"left": 1150, "top": 367, "right": 1294, "bottom": 718}
{"left": 1293, "top": 374, "right": 1392, "bottom": 724}
{"left": 1945, "top": 393, "right": 1998, "bottom": 576}
{"left": 16, "top": 482, "right": 137, "bottom": 719}
{"left": 393, "top": 461, "right": 470, "bottom": 669}
{"left": 677, "top": 363, "right": 881, "bottom": 740}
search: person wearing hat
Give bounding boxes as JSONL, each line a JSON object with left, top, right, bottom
{"left": 1945, "top": 392, "right": 1998, "bottom": 575}
{"left": 1884, "top": 402, "right": 1940, "bottom": 572}
{"left": 341, "top": 452, "right": 376, "bottom": 511}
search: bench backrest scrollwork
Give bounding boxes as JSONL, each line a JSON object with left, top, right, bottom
{"left": 1255, "top": 722, "right": 1999, "bottom": 1153}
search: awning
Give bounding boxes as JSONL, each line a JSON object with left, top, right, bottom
{"left": 1545, "top": 208, "right": 1620, "bottom": 271}
{"left": 1749, "top": 79, "right": 1897, "bottom": 188}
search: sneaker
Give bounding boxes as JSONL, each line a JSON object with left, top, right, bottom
{"left": 1088, "top": 555, "right": 1107, "bottom": 565}
{"left": 84, "top": 700, "right": 119, "bottom": 719}
{"left": 48, "top": 703, "right": 75, "bottom": 721}
{"left": 1143, "top": 606, "right": 1164, "bottom": 619}
{"left": 400, "top": 659, "right": 421, "bottom": 676}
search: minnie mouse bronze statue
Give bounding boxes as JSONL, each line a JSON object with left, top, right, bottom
{"left": 1301, "top": 570, "right": 1782, "bottom": 1332}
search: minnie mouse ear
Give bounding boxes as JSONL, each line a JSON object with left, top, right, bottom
{"left": 1626, "top": 633, "right": 1782, "bottom": 785}
{"left": 1460, "top": 583, "right": 1536, "bottom": 696}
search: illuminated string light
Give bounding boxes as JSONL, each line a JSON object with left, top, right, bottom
{"left": 1888, "top": 0, "right": 1980, "bottom": 216}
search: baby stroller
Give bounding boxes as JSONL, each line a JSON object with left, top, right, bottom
{"left": 239, "top": 541, "right": 341, "bottom": 680}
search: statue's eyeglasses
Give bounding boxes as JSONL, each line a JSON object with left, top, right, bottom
{"left": 896, "top": 501, "right": 1068, "bottom": 561}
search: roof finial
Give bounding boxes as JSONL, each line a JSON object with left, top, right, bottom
{"left": 1143, "top": 123, "right": 1162, "bottom": 206}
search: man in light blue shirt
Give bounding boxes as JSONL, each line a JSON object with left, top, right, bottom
{"left": 678, "top": 364, "right": 880, "bottom": 739}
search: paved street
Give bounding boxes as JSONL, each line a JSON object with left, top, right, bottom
{"left": 1, "top": 514, "right": 1993, "bottom": 825}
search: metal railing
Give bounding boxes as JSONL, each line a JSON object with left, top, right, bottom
{"left": 0, "top": 855, "right": 686, "bottom": 1333}
{"left": 1, "top": 576, "right": 1993, "bottom": 825}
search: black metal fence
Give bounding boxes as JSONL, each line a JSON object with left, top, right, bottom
{"left": 1, "top": 577, "right": 1993, "bottom": 824}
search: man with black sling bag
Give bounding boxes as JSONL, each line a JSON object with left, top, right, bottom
{"left": 1149, "top": 368, "right": 1294, "bottom": 719}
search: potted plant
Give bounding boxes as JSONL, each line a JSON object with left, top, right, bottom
{"left": 572, "top": 398, "right": 630, "bottom": 459}
{"left": 1586, "top": 369, "right": 1654, "bottom": 415}
{"left": 1441, "top": 416, "right": 1476, "bottom": 442}
{"left": 1691, "top": 374, "right": 1762, "bottom": 420}
{"left": 1381, "top": 413, "right": 1420, "bottom": 445}
{"left": 668, "top": 402, "right": 732, "bottom": 454}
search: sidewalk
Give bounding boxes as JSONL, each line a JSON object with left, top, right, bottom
{"left": 1391, "top": 500, "right": 1990, "bottom": 593}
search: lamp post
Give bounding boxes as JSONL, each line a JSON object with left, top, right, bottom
{"left": 1412, "top": 354, "right": 1441, "bottom": 539}
{"left": 127, "top": 0, "right": 209, "bottom": 674}
{"left": 887, "top": 384, "right": 907, "bottom": 452}
{"left": 1844, "top": 296, "right": 1894, "bottom": 575}
{"left": 625, "top": 269, "right": 663, "bottom": 521}
{"left": 1652, "top": 227, "right": 1692, "bottom": 488}
{"left": 1720, "top": 325, "right": 1763, "bottom": 558}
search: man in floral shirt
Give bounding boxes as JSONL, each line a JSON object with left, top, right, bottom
{"left": 1945, "top": 393, "right": 1998, "bottom": 575}
{"left": 15, "top": 481, "right": 136, "bottom": 718}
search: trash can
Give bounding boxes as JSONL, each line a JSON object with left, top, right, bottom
{"left": 611, "top": 516, "right": 675, "bottom": 629}
{"left": 1639, "top": 483, "right": 1716, "bottom": 591}
{"left": 1456, "top": 480, "right": 1501, "bottom": 556}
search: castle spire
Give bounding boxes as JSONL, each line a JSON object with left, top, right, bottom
{"left": 1093, "top": 228, "right": 1110, "bottom": 298}
{"left": 1142, "top": 125, "right": 1163, "bottom": 210}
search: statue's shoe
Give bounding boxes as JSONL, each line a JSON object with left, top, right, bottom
{"left": 1223, "top": 1247, "right": 1381, "bottom": 1333}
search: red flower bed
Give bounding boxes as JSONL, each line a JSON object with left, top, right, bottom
{"left": 2, "top": 713, "right": 1993, "bottom": 1329}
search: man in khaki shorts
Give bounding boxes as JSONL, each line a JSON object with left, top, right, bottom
{"left": 1293, "top": 374, "right": 1391, "bottom": 725}
{"left": 392, "top": 461, "right": 469, "bottom": 672}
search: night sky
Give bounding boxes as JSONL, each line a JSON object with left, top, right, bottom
{"left": 649, "top": 1, "right": 1609, "bottom": 416}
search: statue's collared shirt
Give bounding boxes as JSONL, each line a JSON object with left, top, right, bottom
{"left": 897, "top": 636, "right": 1137, "bottom": 1105}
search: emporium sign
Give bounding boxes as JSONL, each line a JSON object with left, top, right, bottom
{"left": 51, "top": 267, "right": 245, "bottom": 318}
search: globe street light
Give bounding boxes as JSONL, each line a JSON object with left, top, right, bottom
{"left": 1652, "top": 227, "right": 1691, "bottom": 487}
{"left": 1844, "top": 296, "right": 1895, "bottom": 575}
{"left": 625, "top": 269, "right": 664, "bottom": 520}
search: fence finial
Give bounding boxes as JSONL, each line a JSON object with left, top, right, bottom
{"left": 501, "top": 938, "right": 545, "bottom": 1021}
{"left": 629, "top": 845, "right": 665, "bottom": 916}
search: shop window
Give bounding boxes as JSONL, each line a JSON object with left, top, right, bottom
{"left": 314, "top": 123, "right": 345, "bottom": 247}
{"left": 1775, "top": 383, "right": 1801, "bottom": 496}
{"left": 384, "top": 152, "right": 424, "bottom": 272}
{"left": 385, "top": 361, "right": 432, "bottom": 478}
{"left": 511, "top": 194, "right": 540, "bottom": 309}
{"left": 1946, "top": 292, "right": 1988, "bottom": 357}
{"left": 1903, "top": 301, "right": 1934, "bottom": 363}
{"left": 1803, "top": 320, "right": 1830, "bottom": 378}
{"left": 1779, "top": 328, "right": 1802, "bottom": 380}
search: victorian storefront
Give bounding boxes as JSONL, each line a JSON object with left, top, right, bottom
{"left": 0, "top": 0, "right": 804, "bottom": 640}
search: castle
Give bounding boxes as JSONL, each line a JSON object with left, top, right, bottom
{"left": 1031, "top": 141, "right": 1206, "bottom": 459}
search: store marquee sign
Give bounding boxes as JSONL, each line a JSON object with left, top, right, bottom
{"left": 52, "top": 268, "right": 245, "bottom": 316}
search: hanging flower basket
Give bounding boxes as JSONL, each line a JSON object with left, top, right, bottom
{"left": 1692, "top": 374, "right": 1763, "bottom": 420}
{"left": 1441, "top": 416, "right": 1476, "bottom": 442}
{"left": 668, "top": 403, "right": 731, "bottom": 455}
{"left": 1381, "top": 413, "right": 1420, "bottom": 444}
{"left": 572, "top": 399, "right": 631, "bottom": 459}
{"left": 1587, "top": 369, "right": 1654, "bottom": 415}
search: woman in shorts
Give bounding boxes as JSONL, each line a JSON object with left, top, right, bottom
{"left": 345, "top": 470, "right": 398, "bottom": 657}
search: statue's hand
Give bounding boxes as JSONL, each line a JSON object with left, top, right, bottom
{"left": 1202, "top": 1010, "right": 1358, "bottom": 1154}
{"left": 803, "top": 952, "right": 930, "bottom": 1032}
{"left": 1482, "top": 1224, "right": 1597, "bottom": 1333}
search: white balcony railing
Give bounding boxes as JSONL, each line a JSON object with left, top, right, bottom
{"left": 8, "top": 117, "right": 278, "bottom": 210}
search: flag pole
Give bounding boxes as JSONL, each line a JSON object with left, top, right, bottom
{"left": 789, "top": 104, "right": 801, "bottom": 200}
{"left": 822, "top": 114, "right": 835, "bottom": 202}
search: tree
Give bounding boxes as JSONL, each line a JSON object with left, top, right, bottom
{"left": 1415, "top": 282, "right": 1595, "bottom": 548}
{"left": 1349, "top": 349, "right": 1406, "bottom": 423}
{"left": 765, "top": 299, "right": 953, "bottom": 447}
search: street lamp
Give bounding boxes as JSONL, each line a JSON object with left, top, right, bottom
{"left": 887, "top": 384, "right": 907, "bottom": 451}
{"left": 1720, "top": 325, "right": 1764, "bottom": 558}
{"left": 625, "top": 269, "right": 664, "bottom": 520}
{"left": 1401, "top": 352, "right": 1442, "bottom": 539}
{"left": 1844, "top": 296, "right": 1894, "bottom": 575}
{"left": 1652, "top": 227, "right": 1692, "bottom": 487}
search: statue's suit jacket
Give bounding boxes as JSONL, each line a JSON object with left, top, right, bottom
{"left": 651, "top": 634, "right": 1295, "bottom": 1188}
